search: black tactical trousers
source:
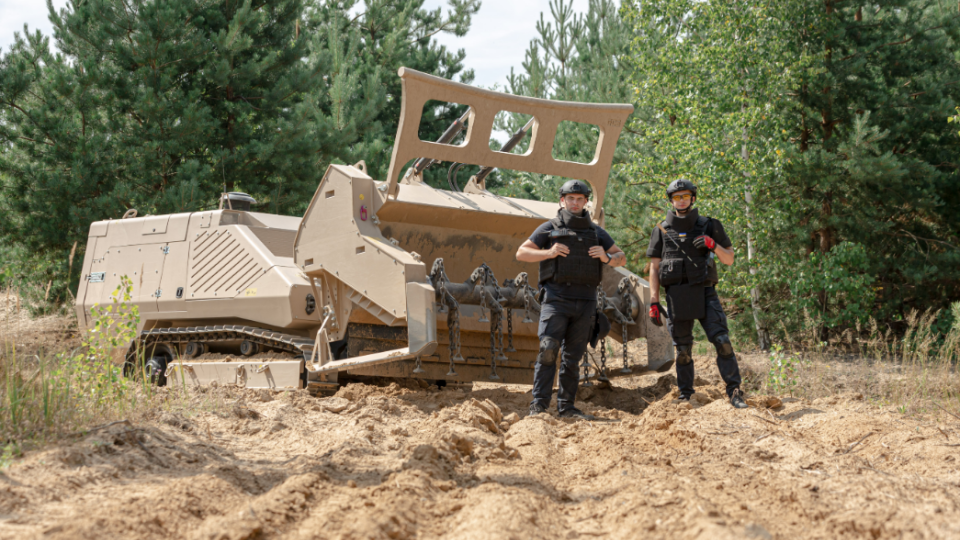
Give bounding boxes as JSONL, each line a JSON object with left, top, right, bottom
{"left": 666, "top": 286, "right": 742, "bottom": 398}
{"left": 531, "top": 292, "right": 597, "bottom": 412}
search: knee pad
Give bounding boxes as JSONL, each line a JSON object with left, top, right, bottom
{"left": 676, "top": 344, "right": 693, "bottom": 366}
{"left": 537, "top": 337, "right": 560, "bottom": 366}
{"left": 712, "top": 334, "right": 734, "bottom": 357}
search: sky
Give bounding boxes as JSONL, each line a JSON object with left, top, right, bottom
{"left": 0, "top": 0, "right": 590, "bottom": 90}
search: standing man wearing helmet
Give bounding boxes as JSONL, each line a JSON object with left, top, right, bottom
{"left": 647, "top": 179, "right": 748, "bottom": 409}
{"left": 516, "top": 180, "right": 627, "bottom": 419}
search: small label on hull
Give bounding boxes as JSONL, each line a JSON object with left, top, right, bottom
{"left": 244, "top": 288, "right": 257, "bottom": 297}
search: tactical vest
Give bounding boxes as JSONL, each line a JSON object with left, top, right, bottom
{"left": 538, "top": 211, "right": 603, "bottom": 288}
{"left": 657, "top": 216, "right": 719, "bottom": 286}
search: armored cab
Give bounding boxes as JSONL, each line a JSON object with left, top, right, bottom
{"left": 75, "top": 67, "right": 674, "bottom": 391}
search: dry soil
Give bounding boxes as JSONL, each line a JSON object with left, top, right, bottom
{"left": 1, "top": 356, "right": 960, "bottom": 540}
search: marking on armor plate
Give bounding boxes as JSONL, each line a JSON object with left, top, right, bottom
{"left": 89, "top": 272, "right": 105, "bottom": 283}
{"left": 359, "top": 194, "right": 365, "bottom": 200}
{"left": 245, "top": 288, "right": 257, "bottom": 297}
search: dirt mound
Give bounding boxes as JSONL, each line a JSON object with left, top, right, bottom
{"left": 0, "top": 292, "right": 79, "bottom": 356}
{"left": 1, "top": 366, "right": 959, "bottom": 540}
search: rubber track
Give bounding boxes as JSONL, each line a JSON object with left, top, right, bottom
{"left": 141, "top": 325, "right": 314, "bottom": 356}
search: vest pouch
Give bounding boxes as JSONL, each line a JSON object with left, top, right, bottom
{"left": 665, "top": 283, "right": 706, "bottom": 321}
{"left": 659, "top": 259, "right": 684, "bottom": 286}
{"left": 706, "top": 258, "right": 719, "bottom": 286}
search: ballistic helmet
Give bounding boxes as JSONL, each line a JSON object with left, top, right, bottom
{"left": 666, "top": 178, "right": 698, "bottom": 199}
{"left": 559, "top": 180, "right": 592, "bottom": 198}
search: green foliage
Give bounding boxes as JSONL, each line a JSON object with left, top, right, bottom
{"left": 767, "top": 344, "right": 804, "bottom": 396}
{"left": 0, "top": 443, "right": 18, "bottom": 469}
{"left": 622, "top": 0, "right": 960, "bottom": 340}
{"left": 492, "top": 0, "right": 654, "bottom": 264}
{"left": 0, "top": 0, "right": 480, "bottom": 307}
{"left": 0, "top": 276, "right": 147, "bottom": 445}
{"left": 780, "top": 242, "right": 874, "bottom": 329}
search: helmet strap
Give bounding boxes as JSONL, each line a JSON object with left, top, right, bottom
{"left": 675, "top": 196, "right": 696, "bottom": 216}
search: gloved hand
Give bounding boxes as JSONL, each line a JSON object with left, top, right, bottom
{"left": 693, "top": 235, "right": 716, "bottom": 251}
{"left": 649, "top": 302, "right": 665, "bottom": 326}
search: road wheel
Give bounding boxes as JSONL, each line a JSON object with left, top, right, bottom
{"left": 183, "top": 342, "right": 205, "bottom": 359}
{"left": 240, "top": 340, "right": 259, "bottom": 356}
{"left": 124, "top": 342, "right": 174, "bottom": 386}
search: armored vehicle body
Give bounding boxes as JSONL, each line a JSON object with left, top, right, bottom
{"left": 75, "top": 68, "right": 674, "bottom": 391}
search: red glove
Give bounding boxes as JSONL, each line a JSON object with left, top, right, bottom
{"left": 649, "top": 302, "right": 664, "bottom": 326}
{"left": 693, "top": 235, "right": 716, "bottom": 251}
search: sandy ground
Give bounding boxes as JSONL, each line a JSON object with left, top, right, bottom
{"left": 0, "top": 292, "right": 80, "bottom": 357}
{"left": 1, "top": 355, "right": 959, "bottom": 540}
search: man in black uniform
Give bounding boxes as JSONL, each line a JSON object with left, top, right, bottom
{"left": 646, "top": 179, "right": 748, "bottom": 409}
{"left": 516, "top": 180, "right": 627, "bottom": 419}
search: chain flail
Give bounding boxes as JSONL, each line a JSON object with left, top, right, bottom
{"left": 619, "top": 281, "right": 634, "bottom": 374}
{"left": 595, "top": 284, "right": 609, "bottom": 382}
{"left": 600, "top": 337, "right": 607, "bottom": 374}
{"left": 621, "top": 321, "right": 631, "bottom": 373}
{"left": 580, "top": 351, "right": 593, "bottom": 386}
{"left": 488, "top": 310, "right": 501, "bottom": 380}
{"left": 447, "top": 301, "right": 461, "bottom": 376}
{"left": 505, "top": 308, "right": 515, "bottom": 352}
{"left": 430, "top": 259, "right": 462, "bottom": 377}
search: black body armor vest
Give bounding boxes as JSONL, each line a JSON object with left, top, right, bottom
{"left": 657, "top": 214, "right": 718, "bottom": 286}
{"left": 538, "top": 210, "right": 603, "bottom": 287}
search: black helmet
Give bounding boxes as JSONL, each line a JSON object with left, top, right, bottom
{"left": 559, "top": 180, "right": 592, "bottom": 198}
{"left": 666, "top": 178, "right": 698, "bottom": 199}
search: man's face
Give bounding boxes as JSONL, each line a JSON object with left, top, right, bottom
{"left": 561, "top": 194, "right": 588, "bottom": 213}
{"left": 670, "top": 190, "right": 694, "bottom": 212}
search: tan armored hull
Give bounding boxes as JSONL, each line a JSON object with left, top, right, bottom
{"left": 75, "top": 68, "right": 674, "bottom": 391}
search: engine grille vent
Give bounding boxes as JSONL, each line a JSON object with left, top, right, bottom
{"left": 189, "top": 230, "right": 262, "bottom": 299}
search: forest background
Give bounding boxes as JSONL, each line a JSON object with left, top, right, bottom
{"left": 1, "top": 0, "right": 958, "bottom": 349}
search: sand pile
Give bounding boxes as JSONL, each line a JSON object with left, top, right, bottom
{"left": 1, "top": 356, "right": 959, "bottom": 539}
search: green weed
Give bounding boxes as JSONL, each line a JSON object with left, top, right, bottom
{"left": 0, "top": 277, "right": 165, "bottom": 447}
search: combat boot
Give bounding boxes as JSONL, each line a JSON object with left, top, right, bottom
{"left": 529, "top": 402, "right": 548, "bottom": 416}
{"left": 558, "top": 407, "right": 596, "bottom": 420}
{"left": 730, "top": 389, "right": 748, "bottom": 409}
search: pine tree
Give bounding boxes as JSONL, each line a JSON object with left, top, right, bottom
{"left": 0, "top": 0, "right": 480, "bottom": 306}
{"left": 494, "top": 0, "right": 656, "bottom": 266}
{"left": 308, "top": 0, "right": 481, "bottom": 185}
{"left": 769, "top": 0, "right": 960, "bottom": 326}
{"left": 622, "top": 0, "right": 960, "bottom": 337}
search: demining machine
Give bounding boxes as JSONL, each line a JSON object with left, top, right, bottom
{"left": 75, "top": 67, "right": 674, "bottom": 393}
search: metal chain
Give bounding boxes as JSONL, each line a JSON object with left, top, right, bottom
{"left": 495, "top": 309, "right": 507, "bottom": 361}
{"left": 621, "top": 321, "right": 631, "bottom": 373}
{"left": 488, "top": 310, "right": 500, "bottom": 380}
{"left": 478, "top": 288, "right": 489, "bottom": 323}
{"left": 600, "top": 337, "right": 607, "bottom": 374}
{"left": 580, "top": 351, "right": 593, "bottom": 386}
{"left": 506, "top": 308, "right": 515, "bottom": 352}
{"left": 595, "top": 284, "right": 609, "bottom": 381}
{"left": 432, "top": 259, "right": 462, "bottom": 377}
